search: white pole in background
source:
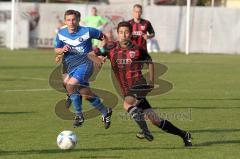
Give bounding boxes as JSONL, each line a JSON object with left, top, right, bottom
{"left": 10, "top": 0, "right": 15, "bottom": 50}
{"left": 208, "top": 0, "right": 215, "bottom": 53}
{"left": 185, "top": 0, "right": 191, "bottom": 55}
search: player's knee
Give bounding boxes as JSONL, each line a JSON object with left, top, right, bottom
{"left": 66, "top": 83, "right": 75, "bottom": 93}
{"left": 62, "top": 74, "right": 69, "bottom": 85}
{"left": 124, "top": 96, "right": 137, "bottom": 110}
{"left": 124, "top": 96, "right": 136, "bottom": 106}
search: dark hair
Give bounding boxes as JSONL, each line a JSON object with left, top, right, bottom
{"left": 64, "top": 9, "right": 81, "bottom": 20}
{"left": 133, "top": 4, "right": 142, "bottom": 10}
{"left": 75, "top": 10, "right": 81, "bottom": 21}
{"left": 117, "top": 21, "right": 132, "bottom": 32}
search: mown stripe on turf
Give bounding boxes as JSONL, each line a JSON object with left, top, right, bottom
{"left": 0, "top": 88, "right": 53, "bottom": 93}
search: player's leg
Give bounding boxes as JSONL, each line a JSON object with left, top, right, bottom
{"left": 123, "top": 96, "right": 153, "bottom": 141}
{"left": 80, "top": 87, "right": 112, "bottom": 129}
{"left": 62, "top": 64, "right": 83, "bottom": 109}
{"left": 65, "top": 76, "right": 84, "bottom": 127}
{"left": 73, "top": 62, "right": 112, "bottom": 129}
{"left": 62, "top": 72, "right": 73, "bottom": 108}
{"left": 139, "top": 98, "right": 192, "bottom": 146}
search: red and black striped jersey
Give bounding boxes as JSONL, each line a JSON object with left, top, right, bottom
{"left": 128, "top": 18, "right": 155, "bottom": 51}
{"left": 98, "top": 41, "right": 152, "bottom": 96}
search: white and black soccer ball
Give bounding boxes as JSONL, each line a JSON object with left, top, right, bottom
{"left": 57, "top": 130, "right": 77, "bottom": 150}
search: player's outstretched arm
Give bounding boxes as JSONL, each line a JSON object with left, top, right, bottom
{"left": 54, "top": 45, "right": 70, "bottom": 64}
{"left": 55, "top": 45, "right": 70, "bottom": 55}
{"left": 139, "top": 48, "right": 154, "bottom": 86}
{"left": 87, "top": 51, "right": 105, "bottom": 69}
{"left": 54, "top": 48, "right": 64, "bottom": 64}
{"left": 143, "top": 32, "right": 155, "bottom": 40}
{"left": 55, "top": 55, "right": 62, "bottom": 64}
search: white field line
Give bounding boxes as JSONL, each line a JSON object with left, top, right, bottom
{"left": 0, "top": 88, "right": 54, "bottom": 93}
{"left": 18, "top": 77, "right": 48, "bottom": 81}
{"left": 1, "top": 76, "right": 48, "bottom": 81}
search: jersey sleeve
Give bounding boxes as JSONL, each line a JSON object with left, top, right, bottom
{"left": 139, "top": 48, "right": 152, "bottom": 63}
{"left": 89, "top": 27, "right": 103, "bottom": 40}
{"left": 147, "top": 21, "right": 155, "bottom": 35}
{"left": 55, "top": 33, "right": 64, "bottom": 48}
{"left": 94, "top": 41, "right": 116, "bottom": 58}
{"left": 100, "top": 17, "right": 108, "bottom": 25}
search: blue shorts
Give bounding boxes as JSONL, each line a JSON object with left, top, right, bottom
{"left": 69, "top": 62, "right": 93, "bottom": 87}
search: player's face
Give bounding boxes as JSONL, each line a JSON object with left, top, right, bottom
{"left": 133, "top": 7, "right": 142, "bottom": 20}
{"left": 118, "top": 26, "right": 131, "bottom": 42}
{"left": 91, "top": 8, "right": 97, "bottom": 16}
{"left": 65, "top": 14, "right": 78, "bottom": 31}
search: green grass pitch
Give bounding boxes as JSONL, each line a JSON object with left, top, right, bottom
{"left": 0, "top": 48, "right": 240, "bottom": 159}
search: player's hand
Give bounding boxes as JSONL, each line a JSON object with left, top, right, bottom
{"left": 93, "top": 57, "right": 104, "bottom": 69}
{"left": 87, "top": 51, "right": 105, "bottom": 69}
{"left": 98, "top": 56, "right": 107, "bottom": 63}
{"left": 142, "top": 34, "right": 148, "bottom": 40}
{"left": 55, "top": 55, "right": 62, "bottom": 64}
{"left": 62, "top": 45, "right": 70, "bottom": 53}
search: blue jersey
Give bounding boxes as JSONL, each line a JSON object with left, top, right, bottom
{"left": 55, "top": 26, "right": 102, "bottom": 72}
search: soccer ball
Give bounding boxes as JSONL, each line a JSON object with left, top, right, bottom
{"left": 57, "top": 130, "right": 77, "bottom": 150}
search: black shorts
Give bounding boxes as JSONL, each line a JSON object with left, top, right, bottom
{"left": 136, "top": 98, "right": 152, "bottom": 110}
{"left": 125, "top": 79, "right": 153, "bottom": 110}
{"left": 126, "top": 81, "right": 153, "bottom": 99}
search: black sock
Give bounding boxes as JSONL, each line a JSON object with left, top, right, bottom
{"left": 159, "top": 120, "right": 186, "bottom": 138}
{"left": 127, "top": 106, "right": 150, "bottom": 133}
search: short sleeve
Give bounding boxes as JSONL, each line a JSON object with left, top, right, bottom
{"left": 100, "top": 17, "right": 108, "bottom": 25}
{"left": 89, "top": 27, "right": 103, "bottom": 40}
{"left": 94, "top": 41, "right": 116, "bottom": 58}
{"left": 147, "top": 21, "right": 155, "bottom": 35}
{"left": 55, "top": 33, "right": 64, "bottom": 48}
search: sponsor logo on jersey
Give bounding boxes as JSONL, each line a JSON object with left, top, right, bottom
{"left": 129, "top": 51, "right": 136, "bottom": 58}
{"left": 116, "top": 59, "right": 132, "bottom": 65}
{"left": 78, "top": 37, "right": 84, "bottom": 42}
{"left": 132, "top": 31, "right": 142, "bottom": 36}
{"left": 70, "top": 46, "right": 84, "bottom": 54}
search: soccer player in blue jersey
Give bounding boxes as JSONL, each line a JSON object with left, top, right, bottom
{"left": 54, "top": 10, "right": 112, "bottom": 129}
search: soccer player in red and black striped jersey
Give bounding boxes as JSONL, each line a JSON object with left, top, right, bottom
{"left": 128, "top": 4, "right": 155, "bottom": 52}
{"left": 92, "top": 21, "right": 192, "bottom": 146}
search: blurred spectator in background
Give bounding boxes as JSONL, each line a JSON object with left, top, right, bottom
{"left": 104, "top": 30, "right": 114, "bottom": 42}
{"left": 82, "top": 6, "right": 108, "bottom": 48}
{"left": 55, "top": 19, "right": 65, "bottom": 34}
{"left": 54, "top": 17, "right": 65, "bottom": 47}
{"left": 128, "top": 4, "right": 158, "bottom": 53}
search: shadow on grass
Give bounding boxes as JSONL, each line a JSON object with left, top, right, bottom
{"left": 154, "top": 106, "right": 240, "bottom": 110}
{"left": 194, "top": 140, "right": 240, "bottom": 147}
{"left": 190, "top": 128, "right": 240, "bottom": 133}
{"left": 95, "top": 128, "right": 240, "bottom": 137}
{"left": 0, "top": 66, "right": 53, "bottom": 70}
{"left": 159, "top": 98, "right": 240, "bottom": 101}
{"left": 0, "top": 111, "right": 36, "bottom": 115}
{"left": 0, "top": 146, "right": 196, "bottom": 157}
